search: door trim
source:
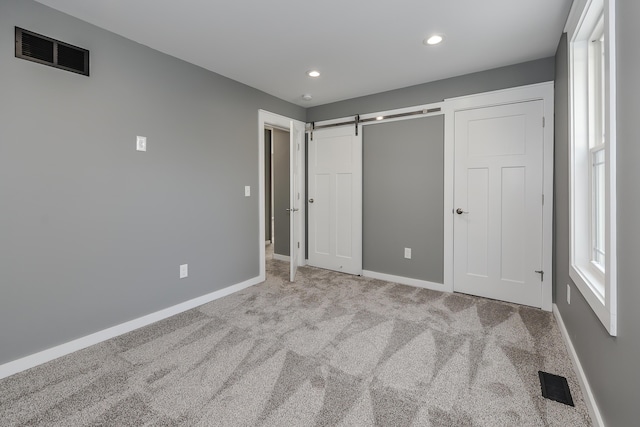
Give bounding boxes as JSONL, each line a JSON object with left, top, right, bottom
{"left": 443, "top": 82, "right": 555, "bottom": 311}
{"left": 258, "top": 110, "right": 306, "bottom": 282}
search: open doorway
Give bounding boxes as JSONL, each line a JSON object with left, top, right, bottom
{"left": 258, "top": 110, "right": 305, "bottom": 283}
{"left": 264, "top": 127, "right": 291, "bottom": 262}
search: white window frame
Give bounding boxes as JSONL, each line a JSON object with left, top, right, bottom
{"left": 566, "top": 0, "right": 617, "bottom": 335}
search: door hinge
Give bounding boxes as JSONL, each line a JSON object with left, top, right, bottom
{"left": 535, "top": 270, "right": 544, "bottom": 281}
{"left": 297, "top": 242, "right": 300, "bottom": 249}
{"left": 542, "top": 194, "right": 545, "bottom": 205}
{"left": 542, "top": 117, "right": 545, "bottom": 127}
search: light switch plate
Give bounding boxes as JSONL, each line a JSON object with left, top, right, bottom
{"left": 180, "top": 264, "right": 188, "bottom": 279}
{"left": 567, "top": 284, "right": 571, "bottom": 304}
{"left": 404, "top": 248, "right": 412, "bottom": 259}
{"left": 245, "top": 186, "right": 251, "bottom": 197}
{"left": 136, "top": 136, "right": 147, "bottom": 152}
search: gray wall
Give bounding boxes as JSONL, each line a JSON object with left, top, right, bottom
{"left": 553, "top": 1, "right": 640, "bottom": 424}
{"left": 272, "top": 129, "right": 290, "bottom": 256}
{"left": 307, "top": 57, "right": 555, "bottom": 122}
{"left": 0, "top": 0, "right": 304, "bottom": 365}
{"left": 363, "top": 116, "right": 444, "bottom": 283}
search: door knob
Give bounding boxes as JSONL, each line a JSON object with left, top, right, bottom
{"left": 308, "top": 198, "right": 314, "bottom": 203}
{"left": 456, "top": 208, "right": 469, "bottom": 214}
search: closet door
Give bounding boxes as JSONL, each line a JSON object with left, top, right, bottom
{"left": 453, "top": 100, "right": 545, "bottom": 307}
{"left": 308, "top": 126, "right": 362, "bottom": 275}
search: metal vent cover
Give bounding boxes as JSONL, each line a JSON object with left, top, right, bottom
{"left": 538, "top": 371, "right": 575, "bottom": 406}
{"left": 15, "top": 27, "right": 89, "bottom": 76}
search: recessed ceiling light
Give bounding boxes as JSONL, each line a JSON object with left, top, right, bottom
{"left": 307, "top": 70, "right": 321, "bottom": 77}
{"left": 302, "top": 94, "right": 313, "bottom": 101}
{"left": 424, "top": 35, "right": 444, "bottom": 45}
{"left": 376, "top": 116, "right": 384, "bottom": 121}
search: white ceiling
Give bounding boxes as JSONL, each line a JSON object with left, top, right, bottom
{"left": 35, "top": 0, "right": 572, "bottom": 107}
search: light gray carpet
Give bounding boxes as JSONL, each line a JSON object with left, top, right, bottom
{"left": 1, "top": 255, "right": 592, "bottom": 426}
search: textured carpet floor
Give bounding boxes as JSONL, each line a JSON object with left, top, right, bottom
{"left": 0, "top": 256, "right": 592, "bottom": 426}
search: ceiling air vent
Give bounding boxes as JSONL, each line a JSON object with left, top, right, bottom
{"left": 15, "top": 27, "right": 89, "bottom": 76}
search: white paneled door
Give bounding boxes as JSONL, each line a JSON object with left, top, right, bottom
{"left": 453, "top": 100, "right": 545, "bottom": 307}
{"left": 289, "top": 120, "right": 304, "bottom": 282}
{"left": 308, "top": 126, "right": 362, "bottom": 275}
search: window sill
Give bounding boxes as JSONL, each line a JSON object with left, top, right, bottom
{"left": 569, "top": 264, "right": 616, "bottom": 335}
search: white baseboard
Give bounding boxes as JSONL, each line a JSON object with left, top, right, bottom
{"left": 553, "top": 304, "right": 604, "bottom": 427}
{"left": 0, "top": 276, "right": 263, "bottom": 380}
{"left": 362, "top": 270, "right": 447, "bottom": 292}
{"left": 273, "top": 253, "right": 290, "bottom": 262}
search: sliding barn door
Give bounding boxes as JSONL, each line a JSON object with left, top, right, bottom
{"left": 308, "top": 126, "right": 362, "bottom": 275}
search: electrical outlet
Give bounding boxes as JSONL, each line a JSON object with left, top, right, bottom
{"left": 567, "top": 284, "right": 571, "bottom": 304}
{"left": 180, "top": 264, "right": 188, "bottom": 279}
{"left": 404, "top": 248, "right": 412, "bottom": 259}
{"left": 245, "top": 186, "right": 251, "bottom": 197}
{"left": 136, "top": 136, "right": 147, "bottom": 152}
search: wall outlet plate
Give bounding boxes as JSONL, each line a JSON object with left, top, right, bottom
{"left": 245, "top": 186, "right": 251, "bottom": 197}
{"left": 567, "top": 284, "right": 571, "bottom": 304}
{"left": 404, "top": 248, "right": 412, "bottom": 259}
{"left": 180, "top": 264, "right": 188, "bottom": 279}
{"left": 136, "top": 136, "right": 147, "bottom": 152}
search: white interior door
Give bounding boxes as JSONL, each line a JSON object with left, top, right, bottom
{"left": 289, "top": 120, "right": 304, "bottom": 281}
{"left": 453, "top": 100, "right": 544, "bottom": 307}
{"left": 308, "top": 126, "right": 362, "bottom": 275}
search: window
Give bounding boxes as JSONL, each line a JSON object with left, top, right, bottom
{"left": 567, "top": 0, "right": 617, "bottom": 335}
{"left": 589, "top": 16, "right": 605, "bottom": 272}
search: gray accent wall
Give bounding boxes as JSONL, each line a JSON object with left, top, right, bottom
{"left": 307, "top": 57, "right": 556, "bottom": 122}
{"left": 363, "top": 116, "right": 444, "bottom": 283}
{"left": 553, "top": 1, "right": 640, "bottom": 424}
{"left": 272, "top": 129, "right": 290, "bottom": 257}
{"left": 0, "top": 0, "right": 304, "bottom": 365}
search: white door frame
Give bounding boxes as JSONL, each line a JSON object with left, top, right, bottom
{"left": 258, "top": 110, "right": 306, "bottom": 281}
{"left": 442, "top": 82, "right": 555, "bottom": 311}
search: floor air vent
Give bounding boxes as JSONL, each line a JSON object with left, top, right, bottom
{"left": 15, "top": 27, "right": 89, "bottom": 76}
{"left": 538, "top": 371, "right": 575, "bottom": 406}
